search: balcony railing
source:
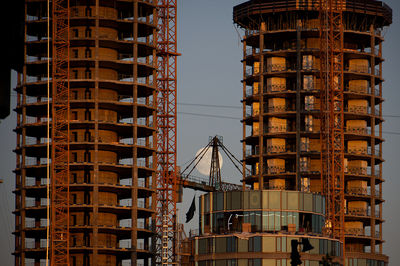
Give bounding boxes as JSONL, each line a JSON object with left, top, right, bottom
{"left": 345, "top": 228, "right": 365, "bottom": 236}
{"left": 345, "top": 127, "right": 370, "bottom": 135}
{"left": 266, "top": 64, "right": 287, "bottom": 72}
{"left": 347, "top": 207, "right": 367, "bottom": 216}
{"left": 266, "top": 105, "right": 295, "bottom": 113}
{"left": 346, "top": 187, "right": 368, "bottom": 196}
{"left": 346, "top": 65, "right": 370, "bottom": 74}
{"left": 265, "top": 84, "right": 289, "bottom": 93}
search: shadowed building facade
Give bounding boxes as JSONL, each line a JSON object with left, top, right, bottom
{"left": 14, "top": 1, "right": 157, "bottom": 265}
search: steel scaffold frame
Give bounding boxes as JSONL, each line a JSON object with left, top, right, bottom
{"left": 50, "top": 0, "right": 70, "bottom": 265}
{"left": 319, "top": 0, "right": 345, "bottom": 263}
{"left": 156, "top": 0, "right": 178, "bottom": 264}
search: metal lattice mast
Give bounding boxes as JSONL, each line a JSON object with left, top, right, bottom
{"left": 319, "top": 0, "right": 345, "bottom": 263}
{"left": 156, "top": 0, "right": 178, "bottom": 264}
{"left": 50, "top": 0, "right": 70, "bottom": 265}
{"left": 209, "top": 137, "right": 222, "bottom": 191}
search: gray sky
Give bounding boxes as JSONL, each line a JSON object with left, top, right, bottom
{"left": 1, "top": 0, "right": 399, "bottom": 264}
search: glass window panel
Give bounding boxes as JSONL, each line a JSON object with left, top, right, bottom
{"left": 227, "top": 192, "right": 232, "bottom": 210}
{"left": 262, "top": 191, "right": 269, "bottom": 209}
{"left": 213, "top": 193, "right": 217, "bottom": 211}
{"left": 287, "top": 212, "right": 292, "bottom": 226}
{"left": 312, "top": 214, "right": 317, "bottom": 233}
{"left": 262, "top": 211, "right": 268, "bottom": 231}
{"left": 304, "top": 193, "right": 313, "bottom": 212}
{"left": 238, "top": 239, "right": 248, "bottom": 252}
{"left": 239, "top": 259, "right": 248, "bottom": 266}
{"left": 315, "top": 194, "right": 321, "bottom": 213}
{"left": 299, "top": 192, "right": 304, "bottom": 211}
{"left": 262, "top": 236, "right": 276, "bottom": 252}
{"left": 282, "top": 211, "right": 288, "bottom": 229}
{"left": 205, "top": 194, "right": 209, "bottom": 212}
{"left": 282, "top": 237, "right": 287, "bottom": 252}
{"left": 250, "top": 191, "right": 261, "bottom": 209}
{"left": 232, "top": 191, "right": 242, "bottom": 210}
{"left": 262, "top": 259, "right": 275, "bottom": 266}
{"left": 293, "top": 212, "right": 299, "bottom": 231}
{"left": 216, "top": 237, "right": 227, "bottom": 253}
{"left": 250, "top": 212, "right": 256, "bottom": 227}
{"left": 227, "top": 237, "right": 237, "bottom": 252}
{"left": 208, "top": 238, "right": 214, "bottom": 253}
{"left": 282, "top": 191, "right": 287, "bottom": 210}
{"left": 217, "top": 192, "right": 224, "bottom": 211}
{"left": 276, "top": 237, "right": 281, "bottom": 252}
{"left": 287, "top": 192, "right": 298, "bottom": 210}
{"left": 328, "top": 240, "right": 332, "bottom": 256}
{"left": 199, "top": 239, "right": 207, "bottom": 254}
{"left": 244, "top": 191, "right": 249, "bottom": 209}
{"left": 282, "top": 259, "right": 287, "bottom": 266}
{"left": 269, "top": 191, "right": 281, "bottom": 209}
{"left": 268, "top": 212, "right": 275, "bottom": 231}
{"left": 255, "top": 211, "right": 262, "bottom": 231}
{"left": 244, "top": 211, "right": 250, "bottom": 224}
{"left": 310, "top": 238, "right": 319, "bottom": 254}
{"left": 275, "top": 212, "right": 281, "bottom": 231}
{"left": 254, "top": 236, "right": 262, "bottom": 252}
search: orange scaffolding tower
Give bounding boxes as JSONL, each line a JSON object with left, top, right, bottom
{"left": 156, "top": 0, "right": 179, "bottom": 264}
{"left": 50, "top": 0, "right": 70, "bottom": 265}
{"left": 319, "top": 0, "right": 345, "bottom": 263}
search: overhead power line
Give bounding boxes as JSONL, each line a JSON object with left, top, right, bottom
{"left": 178, "top": 102, "right": 241, "bottom": 109}
{"left": 178, "top": 112, "right": 239, "bottom": 120}
{"left": 179, "top": 111, "right": 400, "bottom": 136}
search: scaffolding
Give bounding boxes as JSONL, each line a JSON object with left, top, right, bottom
{"left": 50, "top": 0, "right": 70, "bottom": 264}
{"left": 156, "top": 0, "right": 179, "bottom": 264}
{"left": 319, "top": 0, "right": 345, "bottom": 262}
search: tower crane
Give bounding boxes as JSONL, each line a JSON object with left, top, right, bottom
{"left": 319, "top": 0, "right": 346, "bottom": 263}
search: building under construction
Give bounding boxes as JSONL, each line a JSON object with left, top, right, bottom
{"left": 7, "top": 0, "right": 393, "bottom": 265}
{"left": 189, "top": 0, "right": 392, "bottom": 265}
{"left": 14, "top": 0, "right": 158, "bottom": 265}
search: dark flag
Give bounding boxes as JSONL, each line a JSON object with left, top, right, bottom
{"left": 185, "top": 196, "right": 196, "bottom": 223}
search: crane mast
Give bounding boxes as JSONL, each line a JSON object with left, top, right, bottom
{"left": 50, "top": 0, "right": 70, "bottom": 264}
{"left": 319, "top": 0, "right": 345, "bottom": 263}
{"left": 156, "top": 0, "right": 179, "bottom": 264}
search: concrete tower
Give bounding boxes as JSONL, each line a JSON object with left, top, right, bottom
{"left": 190, "top": 0, "right": 392, "bottom": 265}
{"left": 14, "top": 1, "right": 157, "bottom": 265}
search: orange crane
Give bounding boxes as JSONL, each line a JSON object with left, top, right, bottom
{"left": 319, "top": 0, "right": 345, "bottom": 263}
{"left": 156, "top": 0, "right": 179, "bottom": 264}
{"left": 50, "top": 0, "right": 70, "bottom": 265}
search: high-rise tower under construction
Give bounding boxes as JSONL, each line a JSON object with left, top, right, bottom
{"left": 190, "top": 0, "right": 392, "bottom": 265}
{"left": 14, "top": 1, "right": 157, "bottom": 265}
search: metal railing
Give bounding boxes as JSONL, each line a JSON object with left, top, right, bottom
{"left": 345, "top": 127, "right": 370, "bottom": 135}
{"left": 347, "top": 207, "right": 368, "bottom": 216}
{"left": 265, "top": 84, "right": 289, "bottom": 93}
{"left": 346, "top": 65, "right": 370, "bottom": 74}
